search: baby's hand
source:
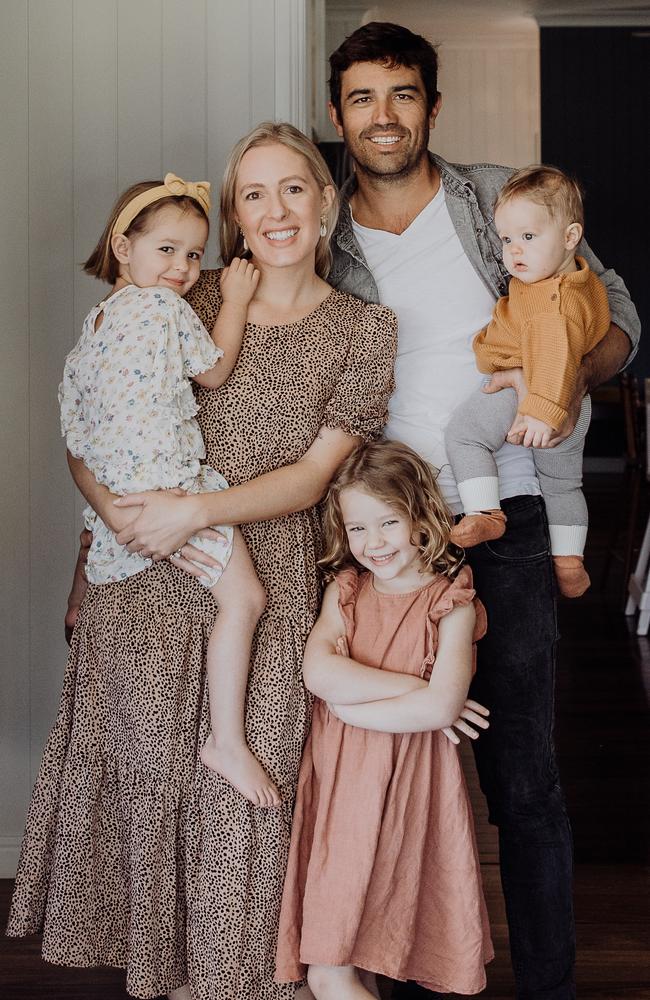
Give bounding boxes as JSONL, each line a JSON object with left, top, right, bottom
{"left": 441, "top": 699, "right": 490, "bottom": 745}
{"left": 507, "top": 414, "right": 554, "bottom": 449}
{"left": 220, "top": 257, "right": 259, "bottom": 307}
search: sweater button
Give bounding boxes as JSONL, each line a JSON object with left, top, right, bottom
{"left": 551, "top": 293, "right": 558, "bottom": 300}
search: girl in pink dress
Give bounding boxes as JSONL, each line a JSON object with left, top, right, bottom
{"left": 275, "top": 440, "right": 494, "bottom": 998}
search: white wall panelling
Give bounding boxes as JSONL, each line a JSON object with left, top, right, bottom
{"left": 0, "top": 0, "right": 309, "bottom": 878}
{"left": 0, "top": 0, "right": 31, "bottom": 880}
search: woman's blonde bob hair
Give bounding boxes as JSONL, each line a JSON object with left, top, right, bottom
{"left": 219, "top": 121, "right": 339, "bottom": 279}
{"left": 320, "top": 440, "right": 464, "bottom": 580}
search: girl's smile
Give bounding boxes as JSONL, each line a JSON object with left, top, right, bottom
{"left": 339, "top": 486, "right": 431, "bottom": 594}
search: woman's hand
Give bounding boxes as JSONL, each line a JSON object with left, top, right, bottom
{"left": 441, "top": 699, "right": 490, "bottom": 745}
{"left": 168, "top": 534, "right": 228, "bottom": 581}
{"left": 114, "top": 489, "right": 207, "bottom": 560}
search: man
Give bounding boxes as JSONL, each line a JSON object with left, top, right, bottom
{"left": 326, "top": 21, "right": 640, "bottom": 1000}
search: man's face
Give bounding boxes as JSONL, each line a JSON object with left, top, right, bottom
{"left": 329, "top": 60, "right": 441, "bottom": 181}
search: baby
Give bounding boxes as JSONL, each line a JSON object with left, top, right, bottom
{"left": 445, "top": 164, "right": 611, "bottom": 597}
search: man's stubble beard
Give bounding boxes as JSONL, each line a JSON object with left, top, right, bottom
{"left": 346, "top": 127, "right": 431, "bottom": 186}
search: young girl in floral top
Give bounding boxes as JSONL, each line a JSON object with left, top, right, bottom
{"left": 59, "top": 174, "right": 279, "bottom": 807}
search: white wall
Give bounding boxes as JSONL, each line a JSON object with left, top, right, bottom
{"left": 0, "top": 0, "right": 309, "bottom": 879}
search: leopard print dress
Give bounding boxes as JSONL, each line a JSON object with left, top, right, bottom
{"left": 7, "top": 270, "right": 397, "bottom": 1000}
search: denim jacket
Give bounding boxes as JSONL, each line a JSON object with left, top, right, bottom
{"left": 330, "top": 154, "right": 640, "bottom": 359}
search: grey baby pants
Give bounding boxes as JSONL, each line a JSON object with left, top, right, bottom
{"left": 445, "top": 387, "right": 591, "bottom": 555}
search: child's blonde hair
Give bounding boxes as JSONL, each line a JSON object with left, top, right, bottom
{"left": 495, "top": 164, "right": 584, "bottom": 228}
{"left": 84, "top": 181, "right": 210, "bottom": 284}
{"left": 320, "top": 440, "right": 464, "bottom": 580}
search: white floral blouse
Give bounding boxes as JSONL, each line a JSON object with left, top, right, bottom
{"left": 60, "top": 284, "right": 227, "bottom": 584}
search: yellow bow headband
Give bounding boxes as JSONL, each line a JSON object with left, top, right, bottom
{"left": 111, "top": 173, "right": 211, "bottom": 237}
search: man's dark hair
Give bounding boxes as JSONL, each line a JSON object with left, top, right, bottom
{"left": 329, "top": 21, "right": 440, "bottom": 117}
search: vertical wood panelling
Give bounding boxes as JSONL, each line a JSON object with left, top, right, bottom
{"left": 206, "top": 0, "right": 251, "bottom": 240}
{"left": 27, "top": 0, "right": 76, "bottom": 769}
{"left": 274, "top": 0, "right": 309, "bottom": 131}
{"left": 2, "top": 0, "right": 310, "bottom": 876}
{"left": 251, "top": 0, "right": 277, "bottom": 125}
{"left": 72, "top": 0, "right": 118, "bottom": 531}
{"left": 0, "top": 0, "right": 31, "bottom": 873}
{"left": 162, "top": 0, "right": 208, "bottom": 179}
{"left": 72, "top": 0, "right": 118, "bottom": 393}
{"left": 116, "top": 0, "right": 163, "bottom": 185}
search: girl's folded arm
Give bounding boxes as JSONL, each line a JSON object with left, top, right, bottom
{"left": 331, "top": 602, "right": 476, "bottom": 732}
{"left": 303, "top": 581, "right": 428, "bottom": 705}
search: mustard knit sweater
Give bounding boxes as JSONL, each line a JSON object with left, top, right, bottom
{"left": 473, "top": 256, "right": 611, "bottom": 430}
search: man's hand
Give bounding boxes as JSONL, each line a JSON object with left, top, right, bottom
{"left": 481, "top": 368, "right": 528, "bottom": 406}
{"left": 482, "top": 366, "right": 584, "bottom": 448}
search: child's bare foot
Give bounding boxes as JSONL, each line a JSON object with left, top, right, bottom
{"left": 200, "top": 735, "right": 281, "bottom": 807}
{"left": 554, "top": 555, "right": 590, "bottom": 598}
{"left": 450, "top": 509, "right": 507, "bottom": 547}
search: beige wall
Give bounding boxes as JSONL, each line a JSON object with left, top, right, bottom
{"left": 0, "top": 0, "right": 308, "bottom": 878}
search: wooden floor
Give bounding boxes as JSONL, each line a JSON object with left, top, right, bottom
{"left": 2, "top": 474, "right": 649, "bottom": 999}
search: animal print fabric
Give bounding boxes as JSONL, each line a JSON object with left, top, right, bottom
{"left": 7, "top": 270, "right": 397, "bottom": 999}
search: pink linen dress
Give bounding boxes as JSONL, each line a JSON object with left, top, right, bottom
{"left": 275, "top": 564, "right": 494, "bottom": 995}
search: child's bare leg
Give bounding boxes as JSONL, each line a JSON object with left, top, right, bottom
{"left": 199, "top": 529, "right": 278, "bottom": 806}
{"left": 307, "top": 965, "right": 376, "bottom": 1000}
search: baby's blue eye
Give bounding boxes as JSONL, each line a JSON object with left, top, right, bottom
{"left": 523, "top": 233, "right": 534, "bottom": 241}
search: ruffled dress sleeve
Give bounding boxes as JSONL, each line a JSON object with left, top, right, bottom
{"left": 323, "top": 301, "right": 397, "bottom": 442}
{"left": 175, "top": 295, "right": 222, "bottom": 377}
{"left": 143, "top": 288, "right": 220, "bottom": 419}
{"left": 423, "top": 565, "right": 487, "bottom": 679}
{"left": 334, "top": 568, "right": 362, "bottom": 652}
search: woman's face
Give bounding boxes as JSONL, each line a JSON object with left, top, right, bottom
{"left": 234, "top": 142, "right": 332, "bottom": 272}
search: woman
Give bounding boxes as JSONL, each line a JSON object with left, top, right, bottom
{"left": 8, "top": 123, "right": 397, "bottom": 1000}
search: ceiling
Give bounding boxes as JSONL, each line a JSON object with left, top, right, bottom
{"left": 329, "top": 0, "right": 650, "bottom": 24}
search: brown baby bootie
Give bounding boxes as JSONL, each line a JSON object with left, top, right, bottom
{"left": 450, "top": 509, "right": 507, "bottom": 548}
{"left": 553, "top": 555, "right": 591, "bottom": 598}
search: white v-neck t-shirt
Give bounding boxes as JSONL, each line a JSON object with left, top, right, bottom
{"left": 352, "top": 185, "right": 540, "bottom": 510}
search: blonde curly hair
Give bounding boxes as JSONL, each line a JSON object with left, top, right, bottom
{"left": 320, "top": 440, "right": 464, "bottom": 580}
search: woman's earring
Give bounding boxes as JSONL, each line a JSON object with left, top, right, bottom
{"left": 319, "top": 218, "right": 327, "bottom": 238}
{"left": 240, "top": 227, "right": 249, "bottom": 253}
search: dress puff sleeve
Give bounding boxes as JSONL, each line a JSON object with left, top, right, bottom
{"left": 334, "top": 567, "right": 362, "bottom": 650}
{"left": 171, "top": 292, "right": 222, "bottom": 378}
{"left": 423, "top": 565, "right": 487, "bottom": 679}
{"left": 146, "top": 288, "right": 221, "bottom": 413}
{"left": 323, "top": 301, "right": 397, "bottom": 442}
